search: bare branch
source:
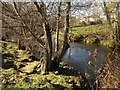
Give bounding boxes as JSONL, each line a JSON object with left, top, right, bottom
{"left": 13, "top": 2, "right": 45, "bottom": 49}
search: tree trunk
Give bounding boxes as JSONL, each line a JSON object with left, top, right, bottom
{"left": 34, "top": 2, "right": 53, "bottom": 70}
{"left": 59, "top": 2, "right": 70, "bottom": 62}
{"left": 52, "top": 2, "right": 71, "bottom": 69}
{"left": 55, "top": 2, "right": 61, "bottom": 52}
{"left": 34, "top": 2, "right": 70, "bottom": 71}
{"left": 43, "top": 22, "right": 52, "bottom": 70}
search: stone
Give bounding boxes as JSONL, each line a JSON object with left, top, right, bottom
{"left": 19, "top": 61, "right": 39, "bottom": 73}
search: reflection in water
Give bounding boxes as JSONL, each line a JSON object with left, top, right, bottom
{"left": 63, "top": 42, "right": 110, "bottom": 86}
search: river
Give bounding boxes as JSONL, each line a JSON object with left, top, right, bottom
{"left": 63, "top": 42, "right": 110, "bottom": 86}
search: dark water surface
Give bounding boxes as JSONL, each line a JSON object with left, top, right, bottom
{"left": 63, "top": 42, "right": 110, "bottom": 85}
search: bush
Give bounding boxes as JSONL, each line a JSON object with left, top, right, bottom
{"left": 79, "top": 21, "right": 87, "bottom": 26}
{"left": 88, "top": 19, "right": 103, "bottom": 25}
{"left": 83, "top": 36, "right": 99, "bottom": 44}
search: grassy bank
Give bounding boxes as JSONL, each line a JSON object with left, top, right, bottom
{"left": 70, "top": 24, "right": 111, "bottom": 36}
{"left": 1, "top": 41, "right": 84, "bottom": 90}
{"left": 69, "top": 24, "right": 116, "bottom": 48}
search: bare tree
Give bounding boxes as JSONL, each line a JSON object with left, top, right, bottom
{"left": 1, "top": 1, "right": 71, "bottom": 73}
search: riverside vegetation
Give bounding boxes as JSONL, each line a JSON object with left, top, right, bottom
{"left": 1, "top": 1, "right": 120, "bottom": 89}
{"left": 1, "top": 41, "right": 85, "bottom": 90}
{"left": 1, "top": 23, "right": 120, "bottom": 89}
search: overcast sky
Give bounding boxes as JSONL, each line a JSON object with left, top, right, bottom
{"left": 1, "top": 0, "right": 120, "bottom": 2}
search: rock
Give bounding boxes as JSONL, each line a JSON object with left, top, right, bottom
{"left": 19, "top": 61, "right": 39, "bottom": 73}
{"left": 16, "top": 50, "right": 31, "bottom": 62}
{"left": 49, "top": 72, "right": 54, "bottom": 75}
{"left": 54, "top": 71, "right": 59, "bottom": 75}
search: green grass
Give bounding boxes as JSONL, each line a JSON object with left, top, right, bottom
{"left": 70, "top": 24, "right": 111, "bottom": 36}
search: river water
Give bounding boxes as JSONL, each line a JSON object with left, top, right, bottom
{"left": 63, "top": 42, "right": 110, "bottom": 86}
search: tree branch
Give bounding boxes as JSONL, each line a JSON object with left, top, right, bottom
{"left": 13, "top": 2, "right": 45, "bottom": 49}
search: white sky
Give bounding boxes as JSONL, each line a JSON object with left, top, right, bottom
{"left": 1, "top": 0, "right": 120, "bottom": 2}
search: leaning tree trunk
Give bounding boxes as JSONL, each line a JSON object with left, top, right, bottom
{"left": 13, "top": 2, "right": 50, "bottom": 74}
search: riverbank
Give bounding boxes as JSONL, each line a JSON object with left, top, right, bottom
{"left": 69, "top": 24, "right": 118, "bottom": 48}
{"left": 68, "top": 24, "right": 120, "bottom": 88}
{"left": 95, "top": 49, "right": 120, "bottom": 88}
{"left": 1, "top": 41, "right": 85, "bottom": 89}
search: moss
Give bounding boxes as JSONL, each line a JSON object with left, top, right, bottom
{"left": 83, "top": 36, "right": 99, "bottom": 44}
{"left": 46, "top": 74, "right": 72, "bottom": 89}
{"left": 2, "top": 65, "right": 82, "bottom": 89}
{"left": 2, "top": 72, "right": 76, "bottom": 89}
{"left": 1, "top": 41, "right": 83, "bottom": 89}
{"left": 19, "top": 61, "right": 40, "bottom": 73}
{"left": 100, "top": 40, "right": 114, "bottom": 48}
